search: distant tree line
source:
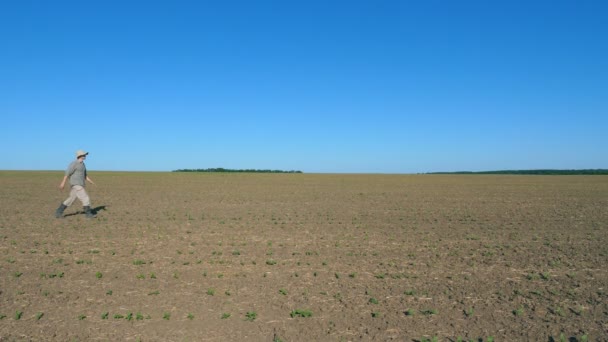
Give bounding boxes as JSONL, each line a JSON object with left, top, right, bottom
{"left": 173, "top": 168, "right": 303, "bottom": 174}
{"left": 426, "top": 169, "right": 608, "bottom": 175}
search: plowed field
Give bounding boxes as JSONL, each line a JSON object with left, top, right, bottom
{"left": 1, "top": 172, "right": 607, "bottom": 341}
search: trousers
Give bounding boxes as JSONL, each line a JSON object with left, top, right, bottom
{"left": 63, "top": 185, "right": 91, "bottom": 207}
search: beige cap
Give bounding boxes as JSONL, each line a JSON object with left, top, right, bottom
{"left": 76, "top": 150, "right": 89, "bottom": 158}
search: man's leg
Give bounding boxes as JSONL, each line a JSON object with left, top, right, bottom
{"left": 75, "top": 186, "right": 96, "bottom": 218}
{"left": 56, "top": 187, "right": 78, "bottom": 218}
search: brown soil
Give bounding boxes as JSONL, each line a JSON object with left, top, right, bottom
{"left": 1, "top": 172, "right": 607, "bottom": 341}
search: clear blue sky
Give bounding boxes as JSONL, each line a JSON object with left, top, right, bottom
{"left": 1, "top": 0, "right": 606, "bottom": 173}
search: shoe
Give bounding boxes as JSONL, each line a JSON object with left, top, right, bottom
{"left": 84, "top": 206, "right": 97, "bottom": 218}
{"left": 55, "top": 204, "right": 67, "bottom": 218}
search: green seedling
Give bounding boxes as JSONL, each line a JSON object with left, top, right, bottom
{"left": 207, "top": 288, "right": 215, "bottom": 296}
{"left": 513, "top": 307, "right": 524, "bottom": 316}
{"left": 245, "top": 311, "right": 257, "bottom": 321}
{"left": 279, "top": 289, "right": 288, "bottom": 295}
{"left": 187, "top": 313, "right": 194, "bottom": 320}
{"left": 163, "top": 312, "right": 171, "bottom": 320}
{"left": 101, "top": 312, "right": 109, "bottom": 319}
{"left": 78, "top": 314, "right": 86, "bottom": 320}
{"left": 36, "top": 312, "right": 44, "bottom": 320}
{"left": 421, "top": 309, "right": 437, "bottom": 315}
{"left": 290, "top": 309, "right": 312, "bottom": 318}
{"left": 369, "top": 298, "right": 379, "bottom": 304}
{"left": 221, "top": 313, "right": 231, "bottom": 319}
{"left": 15, "top": 310, "right": 23, "bottom": 320}
{"left": 95, "top": 272, "right": 103, "bottom": 279}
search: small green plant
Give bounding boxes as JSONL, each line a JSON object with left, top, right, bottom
{"left": 221, "top": 313, "right": 231, "bottom": 319}
{"left": 464, "top": 307, "right": 474, "bottom": 317}
{"left": 187, "top": 313, "right": 194, "bottom": 320}
{"left": 78, "top": 314, "right": 86, "bottom": 320}
{"left": 207, "top": 288, "right": 215, "bottom": 296}
{"left": 420, "top": 337, "right": 438, "bottom": 342}
{"left": 553, "top": 307, "right": 565, "bottom": 317}
{"left": 405, "top": 309, "right": 415, "bottom": 316}
{"left": 266, "top": 259, "right": 277, "bottom": 265}
{"left": 526, "top": 273, "right": 539, "bottom": 281}
{"left": 163, "top": 312, "right": 170, "bottom": 320}
{"left": 290, "top": 309, "right": 312, "bottom": 318}
{"left": 106, "top": 290, "right": 113, "bottom": 295}
{"left": 133, "top": 260, "right": 146, "bottom": 265}
{"left": 101, "top": 312, "right": 109, "bottom": 319}
{"left": 14, "top": 271, "right": 23, "bottom": 278}
{"left": 369, "top": 298, "right": 379, "bottom": 304}
{"left": 136, "top": 273, "right": 145, "bottom": 279}
{"left": 95, "top": 272, "right": 103, "bottom": 279}
{"left": 371, "top": 311, "right": 380, "bottom": 317}
{"left": 421, "top": 309, "right": 437, "bottom": 315}
{"left": 15, "top": 310, "right": 23, "bottom": 320}
{"left": 114, "top": 314, "right": 124, "bottom": 319}
{"left": 36, "top": 312, "right": 44, "bottom": 320}
{"left": 245, "top": 311, "right": 257, "bottom": 321}
{"left": 279, "top": 289, "right": 288, "bottom": 295}
{"left": 513, "top": 306, "right": 524, "bottom": 316}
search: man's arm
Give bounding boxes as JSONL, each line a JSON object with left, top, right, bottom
{"left": 59, "top": 175, "right": 68, "bottom": 190}
{"left": 86, "top": 176, "right": 96, "bottom": 185}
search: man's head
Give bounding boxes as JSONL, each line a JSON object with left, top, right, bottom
{"left": 76, "top": 150, "right": 89, "bottom": 161}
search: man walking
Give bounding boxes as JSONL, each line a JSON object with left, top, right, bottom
{"left": 55, "top": 150, "right": 97, "bottom": 218}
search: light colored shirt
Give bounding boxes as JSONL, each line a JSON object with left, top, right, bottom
{"left": 65, "top": 160, "right": 87, "bottom": 187}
